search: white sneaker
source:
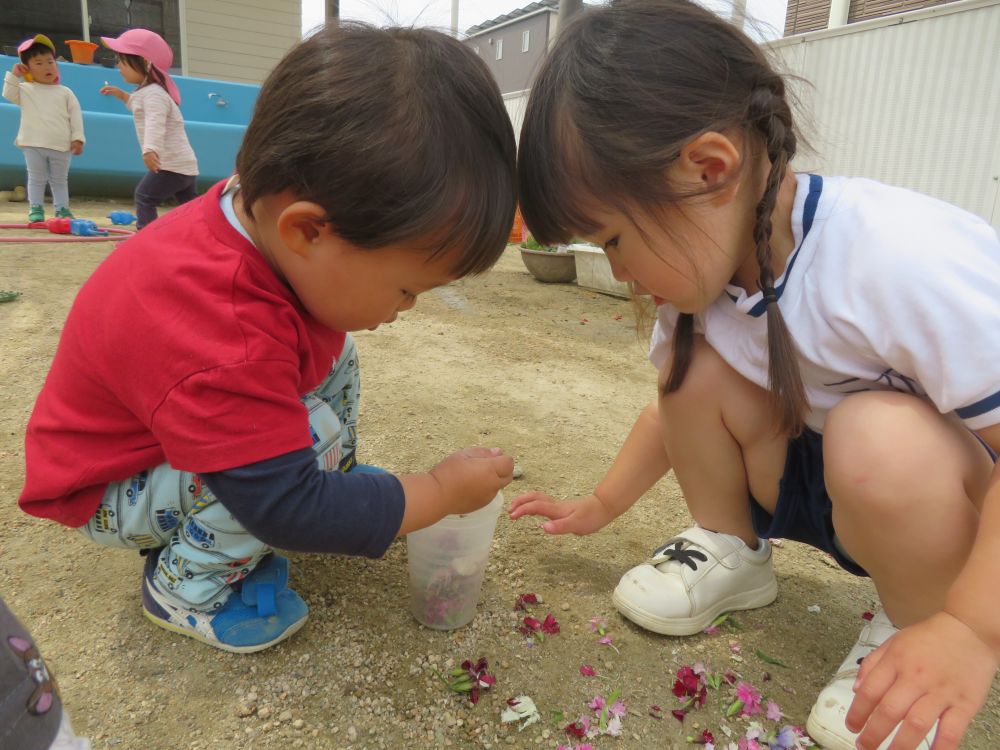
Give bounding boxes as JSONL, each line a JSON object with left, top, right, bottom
{"left": 806, "top": 610, "right": 935, "bottom": 749}
{"left": 611, "top": 526, "right": 777, "bottom": 636}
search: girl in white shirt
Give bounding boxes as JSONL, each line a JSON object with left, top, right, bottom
{"left": 98, "top": 29, "right": 198, "bottom": 230}
{"left": 510, "top": 1, "right": 1000, "bottom": 749}
{"left": 2, "top": 34, "right": 85, "bottom": 222}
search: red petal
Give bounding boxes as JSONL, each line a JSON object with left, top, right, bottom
{"left": 506, "top": 697, "right": 520, "bottom": 706}
{"left": 541, "top": 614, "right": 561, "bottom": 634}
{"left": 671, "top": 709, "right": 687, "bottom": 722}
{"left": 565, "top": 721, "right": 587, "bottom": 738}
{"left": 523, "top": 616, "right": 542, "bottom": 630}
{"left": 580, "top": 665, "right": 597, "bottom": 676}
{"left": 862, "top": 611, "right": 874, "bottom": 621}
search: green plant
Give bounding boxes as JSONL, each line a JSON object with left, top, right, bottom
{"left": 521, "top": 236, "right": 572, "bottom": 253}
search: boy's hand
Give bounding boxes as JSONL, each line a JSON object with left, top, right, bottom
{"left": 12, "top": 63, "right": 28, "bottom": 77}
{"left": 429, "top": 447, "right": 513, "bottom": 515}
{"left": 846, "top": 611, "right": 999, "bottom": 750}
{"left": 143, "top": 151, "right": 161, "bottom": 172}
{"left": 508, "top": 492, "right": 616, "bottom": 535}
{"left": 70, "top": 140, "right": 84, "bottom": 155}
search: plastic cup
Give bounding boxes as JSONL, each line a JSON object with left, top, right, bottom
{"left": 406, "top": 492, "right": 503, "bottom": 630}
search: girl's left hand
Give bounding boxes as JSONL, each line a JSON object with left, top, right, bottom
{"left": 846, "top": 611, "right": 999, "bottom": 749}
{"left": 143, "top": 151, "right": 161, "bottom": 172}
{"left": 70, "top": 140, "right": 84, "bottom": 156}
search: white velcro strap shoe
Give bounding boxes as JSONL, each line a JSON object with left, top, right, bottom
{"left": 611, "top": 525, "right": 778, "bottom": 636}
{"left": 806, "top": 610, "right": 935, "bottom": 749}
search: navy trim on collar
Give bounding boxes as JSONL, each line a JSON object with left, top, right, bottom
{"left": 741, "top": 173, "right": 823, "bottom": 318}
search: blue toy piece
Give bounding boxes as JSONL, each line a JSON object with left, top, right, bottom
{"left": 107, "top": 211, "right": 138, "bottom": 225}
{"left": 70, "top": 219, "right": 109, "bottom": 237}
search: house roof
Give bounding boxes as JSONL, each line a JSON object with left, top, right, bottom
{"left": 465, "top": 0, "right": 559, "bottom": 36}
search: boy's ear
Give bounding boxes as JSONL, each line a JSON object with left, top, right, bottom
{"left": 673, "top": 131, "right": 743, "bottom": 199}
{"left": 275, "top": 201, "right": 334, "bottom": 258}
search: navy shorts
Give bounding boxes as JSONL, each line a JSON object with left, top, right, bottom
{"left": 748, "top": 427, "right": 868, "bottom": 577}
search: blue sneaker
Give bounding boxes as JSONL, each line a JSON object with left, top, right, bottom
{"left": 141, "top": 551, "right": 309, "bottom": 653}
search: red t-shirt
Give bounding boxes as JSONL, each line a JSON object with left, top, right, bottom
{"left": 19, "top": 181, "right": 346, "bottom": 527}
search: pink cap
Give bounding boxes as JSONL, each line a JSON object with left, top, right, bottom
{"left": 17, "top": 34, "right": 56, "bottom": 56}
{"left": 101, "top": 29, "right": 181, "bottom": 105}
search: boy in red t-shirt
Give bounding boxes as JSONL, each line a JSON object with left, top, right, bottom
{"left": 18, "top": 25, "right": 516, "bottom": 653}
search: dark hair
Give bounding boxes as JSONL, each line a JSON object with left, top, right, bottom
{"left": 19, "top": 43, "right": 54, "bottom": 64}
{"left": 237, "top": 23, "right": 517, "bottom": 278}
{"left": 518, "top": 0, "right": 806, "bottom": 434}
{"left": 116, "top": 52, "right": 169, "bottom": 91}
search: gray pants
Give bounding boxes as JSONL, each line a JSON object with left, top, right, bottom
{"left": 22, "top": 147, "right": 71, "bottom": 210}
{"left": 80, "top": 335, "right": 360, "bottom": 611}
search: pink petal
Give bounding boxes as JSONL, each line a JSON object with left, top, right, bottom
{"left": 580, "top": 664, "right": 597, "bottom": 676}
{"left": 598, "top": 635, "right": 613, "bottom": 645}
{"left": 766, "top": 700, "right": 783, "bottom": 722}
{"left": 588, "top": 695, "right": 604, "bottom": 711}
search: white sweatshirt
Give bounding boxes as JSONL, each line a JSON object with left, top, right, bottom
{"left": 2, "top": 72, "right": 85, "bottom": 151}
{"left": 127, "top": 84, "right": 198, "bottom": 176}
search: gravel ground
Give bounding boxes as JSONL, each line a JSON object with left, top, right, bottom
{"left": 0, "top": 196, "right": 997, "bottom": 750}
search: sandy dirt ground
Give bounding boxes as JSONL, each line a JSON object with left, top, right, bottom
{"left": 1, "top": 197, "right": 997, "bottom": 750}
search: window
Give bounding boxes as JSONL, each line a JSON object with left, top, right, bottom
{"left": 88, "top": 0, "right": 182, "bottom": 71}
{"left": 495, "top": 38, "right": 503, "bottom": 60}
{"left": 522, "top": 29, "right": 530, "bottom": 52}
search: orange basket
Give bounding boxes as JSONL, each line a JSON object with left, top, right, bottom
{"left": 66, "top": 40, "right": 99, "bottom": 64}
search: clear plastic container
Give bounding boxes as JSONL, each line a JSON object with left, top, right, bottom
{"left": 406, "top": 492, "right": 503, "bottom": 629}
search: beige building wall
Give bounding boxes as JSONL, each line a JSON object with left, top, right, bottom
{"left": 182, "top": 0, "right": 301, "bottom": 84}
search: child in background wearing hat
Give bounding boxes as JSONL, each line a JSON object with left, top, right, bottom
{"left": 99, "top": 29, "right": 198, "bottom": 230}
{"left": 2, "top": 35, "right": 85, "bottom": 223}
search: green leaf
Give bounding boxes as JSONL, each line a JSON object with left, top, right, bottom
{"left": 725, "top": 699, "right": 744, "bottom": 718}
{"left": 706, "top": 674, "right": 723, "bottom": 690}
{"left": 550, "top": 709, "right": 566, "bottom": 725}
{"left": 754, "top": 648, "right": 790, "bottom": 668}
{"left": 710, "top": 613, "right": 730, "bottom": 628}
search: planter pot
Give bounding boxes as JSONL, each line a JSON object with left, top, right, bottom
{"left": 519, "top": 247, "right": 577, "bottom": 283}
{"left": 570, "top": 244, "right": 631, "bottom": 298}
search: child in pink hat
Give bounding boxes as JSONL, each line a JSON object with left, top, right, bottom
{"left": 99, "top": 29, "right": 198, "bottom": 229}
{"left": 2, "top": 34, "right": 85, "bottom": 222}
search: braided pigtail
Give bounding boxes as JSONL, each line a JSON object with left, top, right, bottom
{"left": 748, "top": 80, "right": 806, "bottom": 435}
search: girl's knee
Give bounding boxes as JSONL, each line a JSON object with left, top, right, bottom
{"left": 824, "top": 392, "right": 976, "bottom": 513}
{"left": 659, "top": 337, "right": 733, "bottom": 402}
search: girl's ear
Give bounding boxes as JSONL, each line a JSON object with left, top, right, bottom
{"left": 673, "top": 131, "right": 743, "bottom": 198}
{"left": 275, "top": 201, "right": 331, "bottom": 259}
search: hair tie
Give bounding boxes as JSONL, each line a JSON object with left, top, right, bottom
{"left": 762, "top": 288, "right": 778, "bottom": 305}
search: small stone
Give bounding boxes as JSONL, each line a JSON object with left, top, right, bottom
{"left": 237, "top": 703, "right": 255, "bottom": 718}
{"left": 512, "top": 466, "right": 524, "bottom": 479}
{"left": 347, "top": 726, "right": 358, "bottom": 741}
{"left": 278, "top": 710, "right": 293, "bottom": 723}
{"left": 560, "top": 603, "right": 569, "bottom": 611}
{"left": 257, "top": 706, "right": 272, "bottom": 721}
{"left": 807, "top": 604, "right": 821, "bottom": 614}
{"left": 292, "top": 719, "right": 305, "bottom": 730}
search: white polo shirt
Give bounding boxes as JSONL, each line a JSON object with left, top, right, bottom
{"left": 650, "top": 173, "right": 1000, "bottom": 433}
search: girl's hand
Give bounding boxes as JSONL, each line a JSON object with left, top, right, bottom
{"left": 99, "top": 85, "right": 127, "bottom": 101}
{"left": 70, "top": 140, "right": 84, "bottom": 156}
{"left": 508, "top": 492, "right": 616, "bottom": 535}
{"left": 846, "top": 611, "right": 999, "bottom": 750}
{"left": 12, "top": 63, "right": 28, "bottom": 77}
{"left": 143, "top": 151, "right": 161, "bottom": 173}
